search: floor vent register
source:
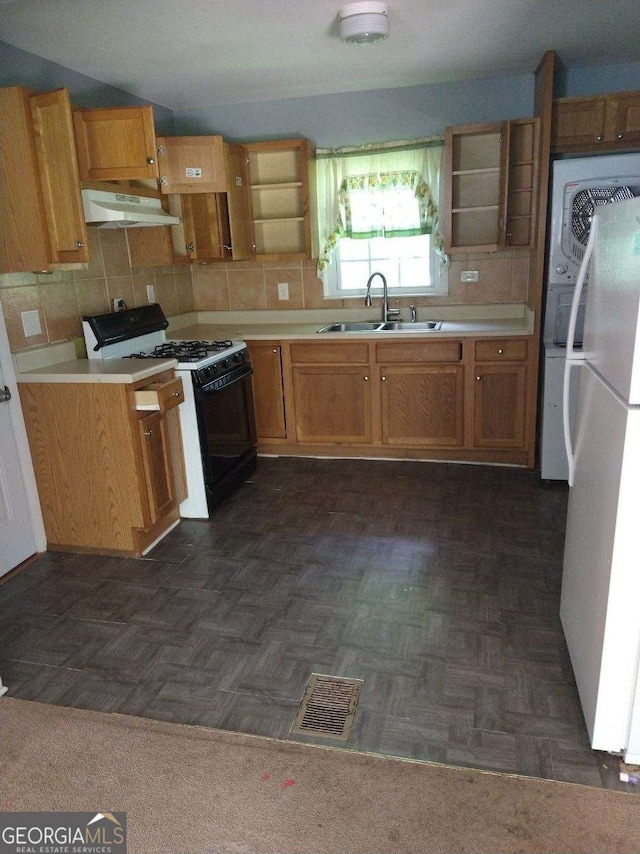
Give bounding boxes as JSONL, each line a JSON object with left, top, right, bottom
{"left": 290, "top": 673, "right": 363, "bottom": 740}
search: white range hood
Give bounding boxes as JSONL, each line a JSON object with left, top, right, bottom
{"left": 81, "top": 188, "right": 180, "bottom": 228}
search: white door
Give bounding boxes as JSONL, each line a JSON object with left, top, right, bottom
{"left": 0, "top": 303, "right": 40, "bottom": 577}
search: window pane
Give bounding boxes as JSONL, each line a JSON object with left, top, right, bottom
{"left": 340, "top": 260, "right": 371, "bottom": 290}
{"left": 339, "top": 238, "right": 369, "bottom": 260}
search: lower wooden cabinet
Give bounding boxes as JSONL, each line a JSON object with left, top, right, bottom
{"left": 19, "top": 370, "right": 186, "bottom": 556}
{"left": 247, "top": 342, "right": 287, "bottom": 439}
{"left": 380, "top": 365, "right": 464, "bottom": 446}
{"left": 470, "top": 338, "right": 529, "bottom": 451}
{"left": 250, "top": 335, "right": 536, "bottom": 467}
{"left": 292, "top": 365, "right": 372, "bottom": 443}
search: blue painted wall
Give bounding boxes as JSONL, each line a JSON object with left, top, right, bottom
{"left": 557, "top": 60, "right": 640, "bottom": 98}
{"left": 0, "top": 41, "right": 175, "bottom": 133}
{"left": 3, "top": 39, "right": 640, "bottom": 147}
{"left": 173, "top": 73, "right": 533, "bottom": 148}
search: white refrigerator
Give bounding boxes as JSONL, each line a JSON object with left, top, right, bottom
{"left": 561, "top": 196, "right": 640, "bottom": 761}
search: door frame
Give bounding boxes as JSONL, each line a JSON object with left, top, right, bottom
{"left": 0, "top": 300, "right": 47, "bottom": 559}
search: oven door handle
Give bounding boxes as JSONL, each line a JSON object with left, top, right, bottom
{"left": 195, "top": 362, "right": 253, "bottom": 395}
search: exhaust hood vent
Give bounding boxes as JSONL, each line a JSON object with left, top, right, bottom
{"left": 81, "top": 188, "right": 180, "bottom": 229}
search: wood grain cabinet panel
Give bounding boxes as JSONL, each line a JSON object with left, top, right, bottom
{"left": 73, "top": 105, "right": 158, "bottom": 180}
{"left": 292, "top": 365, "right": 372, "bottom": 444}
{"left": 156, "top": 134, "right": 226, "bottom": 193}
{"left": 380, "top": 365, "right": 464, "bottom": 447}
{"left": 19, "top": 371, "right": 184, "bottom": 556}
{"left": 247, "top": 343, "right": 287, "bottom": 439}
{"left": 552, "top": 91, "right": 640, "bottom": 152}
{"left": 472, "top": 363, "right": 527, "bottom": 449}
{"left": 0, "top": 86, "right": 87, "bottom": 273}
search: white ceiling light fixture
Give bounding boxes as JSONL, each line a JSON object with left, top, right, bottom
{"left": 339, "top": 1, "right": 389, "bottom": 44}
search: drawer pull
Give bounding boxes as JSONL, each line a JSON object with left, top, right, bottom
{"left": 173, "top": 391, "right": 181, "bottom": 397}
{"left": 363, "top": 376, "right": 369, "bottom": 381}
{"left": 381, "top": 376, "right": 387, "bottom": 381}
{"left": 476, "top": 375, "right": 482, "bottom": 381}
{"left": 497, "top": 348, "right": 504, "bottom": 355}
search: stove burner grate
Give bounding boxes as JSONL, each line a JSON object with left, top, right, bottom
{"left": 122, "top": 340, "right": 234, "bottom": 363}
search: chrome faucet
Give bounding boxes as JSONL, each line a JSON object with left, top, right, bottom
{"left": 364, "top": 272, "right": 401, "bottom": 322}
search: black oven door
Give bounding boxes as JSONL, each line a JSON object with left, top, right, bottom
{"left": 193, "top": 363, "right": 257, "bottom": 508}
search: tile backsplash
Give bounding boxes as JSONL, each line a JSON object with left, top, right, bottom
{"left": 0, "top": 229, "right": 194, "bottom": 352}
{"left": 191, "top": 249, "right": 530, "bottom": 313}
{"left": 1, "top": 231, "right": 530, "bottom": 353}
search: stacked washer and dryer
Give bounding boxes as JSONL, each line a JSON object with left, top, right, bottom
{"left": 540, "top": 152, "right": 640, "bottom": 480}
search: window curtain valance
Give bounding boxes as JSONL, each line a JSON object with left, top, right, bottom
{"left": 316, "top": 137, "right": 445, "bottom": 277}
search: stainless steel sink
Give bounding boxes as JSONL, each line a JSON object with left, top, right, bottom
{"left": 317, "top": 320, "right": 443, "bottom": 333}
{"left": 317, "top": 322, "right": 384, "bottom": 332}
{"left": 378, "top": 321, "right": 443, "bottom": 331}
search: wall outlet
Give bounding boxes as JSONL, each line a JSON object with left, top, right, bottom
{"left": 277, "top": 282, "right": 289, "bottom": 301}
{"left": 113, "top": 298, "right": 126, "bottom": 312}
{"left": 461, "top": 270, "right": 480, "bottom": 282}
{"left": 21, "top": 309, "right": 42, "bottom": 337}
{"left": 146, "top": 284, "right": 156, "bottom": 303}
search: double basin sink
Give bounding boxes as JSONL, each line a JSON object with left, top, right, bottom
{"left": 317, "top": 320, "right": 443, "bottom": 333}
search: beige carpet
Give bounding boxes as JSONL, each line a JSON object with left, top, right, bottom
{"left": 1, "top": 698, "right": 639, "bottom": 854}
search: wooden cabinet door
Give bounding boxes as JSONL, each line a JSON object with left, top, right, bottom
{"left": 551, "top": 98, "right": 606, "bottom": 150}
{"left": 29, "top": 89, "right": 89, "bottom": 264}
{"left": 126, "top": 225, "right": 174, "bottom": 267}
{"left": 444, "top": 122, "right": 508, "bottom": 253}
{"left": 225, "top": 143, "right": 254, "bottom": 260}
{"left": 505, "top": 118, "right": 540, "bottom": 249}
{"left": 472, "top": 363, "right": 527, "bottom": 449}
{"left": 138, "top": 411, "right": 175, "bottom": 524}
{"left": 380, "top": 365, "right": 464, "bottom": 447}
{"left": 73, "top": 105, "right": 158, "bottom": 180}
{"left": 181, "top": 193, "right": 226, "bottom": 261}
{"left": 0, "top": 87, "right": 51, "bottom": 272}
{"left": 157, "top": 135, "right": 226, "bottom": 193}
{"left": 607, "top": 92, "right": 640, "bottom": 147}
{"left": 247, "top": 343, "right": 286, "bottom": 439}
{"left": 292, "top": 365, "right": 372, "bottom": 443}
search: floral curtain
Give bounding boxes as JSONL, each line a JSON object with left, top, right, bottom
{"left": 316, "top": 138, "right": 445, "bottom": 278}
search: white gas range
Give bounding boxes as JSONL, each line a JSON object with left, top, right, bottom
{"left": 82, "top": 304, "right": 257, "bottom": 518}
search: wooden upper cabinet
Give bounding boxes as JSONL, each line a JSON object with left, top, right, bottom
{"left": 0, "top": 87, "right": 51, "bottom": 272}
{"left": 0, "top": 86, "right": 87, "bottom": 273}
{"left": 444, "top": 118, "right": 540, "bottom": 254}
{"left": 156, "top": 134, "right": 226, "bottom": 193}
{"left": 445, "top": 122, "right": 508, "bottom": 253}
{"left": 552, "top": 91, "right": 640, "bottom": 152}
{"left": 29, "top": 89, "right": 89, "bottom": 264}
{"left": 245, "top": 138, "right": 318, "bottom": 262}
{"left": 73, "top": 105, "right": 158, "bottom": 180}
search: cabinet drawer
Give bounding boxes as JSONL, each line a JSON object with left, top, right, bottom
{"left": 376, "top": 340, "right": 462, "bottom": 363}
{"left": 290, "top": 342, "right": 369, "bottom": 364}
{"left": 474, "top": 339, "right": 528, "bottom": 362}
{"left": 134, "top": 377, "right": 184, "bottom": 412}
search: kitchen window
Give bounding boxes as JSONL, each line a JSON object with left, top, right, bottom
{"left": 317, "top": 139, "right": 448, "bottom": 299}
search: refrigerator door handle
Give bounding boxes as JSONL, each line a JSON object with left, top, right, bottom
{"left": 563, "top": 215, "right": 598, "bottom": 486}
{"left": 563, "top": 359, "right": 578, "bottom": 486}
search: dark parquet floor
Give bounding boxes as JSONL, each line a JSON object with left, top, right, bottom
{"left": 0, "top": 457, "right": 635, "bottom": 792}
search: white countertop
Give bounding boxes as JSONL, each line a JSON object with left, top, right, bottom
{"left": 168, "top": 316, "right": 533, "bottom": 342}
{"left": 16, "top": 357, "right": 178, "bottom": 384}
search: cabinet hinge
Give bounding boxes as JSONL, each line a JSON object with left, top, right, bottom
{"left": 157, "top": 144, "right": 166, "bottom": 156}
{"left": 158, "top": 176, "right": 168, "bottom": 186}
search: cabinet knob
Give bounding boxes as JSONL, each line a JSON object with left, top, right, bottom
{"left": 363, "top": 376, "right": 369, "bottom": 381}
{"left": 272, "top": 348, "right": 278, "bottom": 353}
{"left": 596, "top": 135, "right": 604, "bottom": 141}
{"left": 381, "top": 376, "right": 387, "bottom": 381}
{"left": 618, "top": 133, "right": 625, "bottom": 139}
{"left": 476, "top": 375, "right": 482, "bottom": 381}
{"left": 173, "top": 391, "right": 181, "bottom": 398}
{"left": 144, "top": 429, "right": 153, "bottom": 437}
{"left": 497, "top": 348, "right": 504, "bottom": 355}
{"left": 147, "top": 156, "right": 155, "bottom": 164}
{"left": 76, "top": 240, "right": 84, "bottom": 248}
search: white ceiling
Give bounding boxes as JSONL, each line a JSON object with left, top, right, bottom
{"left": 1, "top": 0, "right": 640, "bottom": 110}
